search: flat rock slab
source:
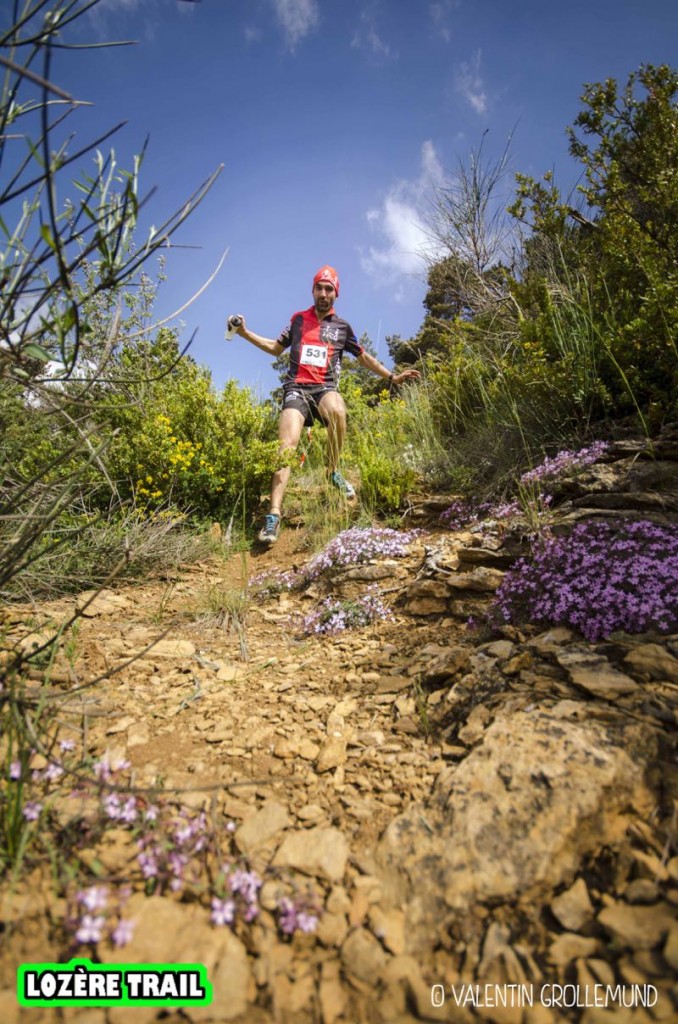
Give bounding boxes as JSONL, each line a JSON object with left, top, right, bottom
{"left": 598, "top": 900, "right": 676, "bottom": 950}
{"left": 273, "top": 827, "right": 348, "bottom": 882}
{"left": 556, "top": 648, "right": 638, "bottom": 698}
{"left": 235, "top": 800, "right": 290, "bottom": 855}
{"left": 76, "top": 589, "right": 132, "bottom": 616}
{"left": 150, "top": 638, "right": 197, "bottom": 659}
{"left": 624, "top": 643, "right": 678, "bottom": 683}
{"left": 445, "top": 567, "right": 505, "bottom": 592}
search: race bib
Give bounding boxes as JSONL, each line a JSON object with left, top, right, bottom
{"left": 300, "top": 344, "right": 328, "bottom": 368}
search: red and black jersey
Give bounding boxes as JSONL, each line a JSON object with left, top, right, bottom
{"left": 277, "top": 306, "right": 363, "bottom": 387}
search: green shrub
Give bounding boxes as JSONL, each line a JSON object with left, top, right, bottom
{"left": 104, "top": 355, "right": 280, "bottom": 521}
{"left": 343, "top": 384, "right": 418, "bottom": 512}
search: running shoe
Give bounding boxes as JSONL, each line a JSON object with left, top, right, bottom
{"left": 329, "top": 470, "right": 356, "bottom": 499}
{"left": 258, "top": 513, "right": 280, "bottom": 544}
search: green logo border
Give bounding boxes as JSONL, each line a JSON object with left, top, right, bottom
{"left": 17, "top": 958, "right": 213, "bottom": 1007}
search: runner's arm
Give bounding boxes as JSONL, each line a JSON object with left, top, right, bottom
{"left": 234, "top": 317, "right": 284, "bottom": 357}
{"left": 357, "top": 350, "right": 421, "bottom": 386}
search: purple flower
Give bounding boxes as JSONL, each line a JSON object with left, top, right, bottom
{"left": 278, "top": 897, "right": 298, "bottom": 935}
{"left": 296, "top": 911, "right": 319, "bottom": 933}
{"left": 243, "top": 903, "right": 259, "bottom": 922}
{"left": 77, "top": 886, "right": 109, "bottom": 912}
{"left": 277, "top": 895, "right": 321, "bottom": 936}
{"left": 75, "top": 914, "right": 105, "bottom": 944}
{"left": 299, "top": 588, "right": 393, "bottom": 637}
{"left": 520, "top": 442, "right": 609, "bottom": 487}
{"left": 168, "top": 852, "right": 188, "bottom": 880}
{"left": 119, "top": 797, "right": 138, "bottom": 824}
{"left": 44, "top": 762, "right": 64, "bottom": 782}
{"left": 491, "top": 518, "right": 678, "bottom": 641}
{"left": 211, "top": 898, "right": 235, "bottom": 927}
{"left": 228, "top": 868, "right": 262, "bottom": 904}
{"left": 111, "top": 919, "right": 136, "bottom": 948}
{"left": 138, "top": 851, "right": 159, "bottom": 879}
{"left": 103, "top": 794, "right": 121, "bottom": 819}
{"left": 174, "top": 821, "right": 194, "bottom": 845}
{"left": 93, "top": 756, "right": 112, "bottom": 782}
{"left": 253, "top": 526, "right": 418, "bottom": 596}
{"left": 9, "top": 761, "right": 21, "bottom": 780}
{"left": 23, "top": 801, "right": 42, "bottom": 821}
{"left": 59, "top": 739, "right": 75, "bottom": 752}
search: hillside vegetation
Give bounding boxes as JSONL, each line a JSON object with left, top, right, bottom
{"left": 2, "top": 0, "right": 677, "bottom": 600}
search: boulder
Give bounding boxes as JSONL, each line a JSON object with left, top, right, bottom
{"left": 374, "top": 710, "right": 655, "bottom": 952}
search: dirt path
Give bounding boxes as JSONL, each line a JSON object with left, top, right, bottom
{"left": 2, "top": 512, "right": 678, "bottom": 1024}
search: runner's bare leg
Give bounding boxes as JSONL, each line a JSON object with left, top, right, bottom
{"left": 270, "top": 408, "right": 305, "bottom": 514}
{"left": 318, "top": 392, "right": 347, "bottom": 474}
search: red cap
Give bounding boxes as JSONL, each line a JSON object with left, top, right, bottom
{"left": 313, "top": 265, "right": 339, "bottom": 297}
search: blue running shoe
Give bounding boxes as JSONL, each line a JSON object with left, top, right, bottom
{"left": 258, "top": 513, "right": 280, "bottom": 544}
{"left": 329, "top": 470, "right": 356, "bottom": 499}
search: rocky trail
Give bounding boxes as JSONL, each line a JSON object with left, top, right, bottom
{"left": 2, "top": 434, "right": 678, "bottom": 1024}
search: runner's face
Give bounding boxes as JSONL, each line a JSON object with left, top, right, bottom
{"left": 313, "top": 281, "right": 336, "bottom": 314}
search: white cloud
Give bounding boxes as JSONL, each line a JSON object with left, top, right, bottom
{"left": 351, "top": 9, "right": 398, "bottom": 62}
{"left": 361, "top": 141, "right": 445, "bottom": 285}
{"left": 270, "top": 0, "right": 319, "bottom": 50}
{"left": 429, "top": 0, "right": 459, "bottom": 43}
{"left": 91, "top": 0, "right": 198, "bottom": 16}
{"left": 455, "top": 49, "right": 487, "bottom": 114}
{"left": 176, "top": 1, "right": 199, "bottom": 15}
{"left": 90, "top": 0, "right": 145, "bottom": 12}
{"left": 86, "top": 0, "right": 160, "bottom": 39}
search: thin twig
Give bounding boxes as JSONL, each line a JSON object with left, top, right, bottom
{"left": 0, "top": 53, "right": 74, "bottom": 100}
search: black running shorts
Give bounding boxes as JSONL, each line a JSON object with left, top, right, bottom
{"left": 281, "top": 385, "right": 337, "bottom": 427}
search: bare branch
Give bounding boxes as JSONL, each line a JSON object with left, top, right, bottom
{"left": 0, "top": 53, "right": 74, "bottom": 100}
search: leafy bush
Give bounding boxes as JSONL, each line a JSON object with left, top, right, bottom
{"left": 386, "top": 64, "right": 678, "bottom": 502}
{"left": 103, "top": 339, "right": 280, "bottom": 521}
{"left": 342, "top": 379, "right": 420, "bottom": 511}
{"left": 512, "top": 64, "right": 678, "bottom": 421}
{"left": 6, "top": 505, "right": 209, "bottom": 599}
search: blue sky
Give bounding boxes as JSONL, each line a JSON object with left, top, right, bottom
{"left": 48, "top": 0, "right": 678, "bottom": 396}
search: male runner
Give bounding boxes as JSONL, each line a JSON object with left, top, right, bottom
{"left": 233, "top": 265, "right": 420, "bottom": 543}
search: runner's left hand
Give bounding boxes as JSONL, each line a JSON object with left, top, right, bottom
{"left": 392, "top": 368, "right": 421, "bottom": 385}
